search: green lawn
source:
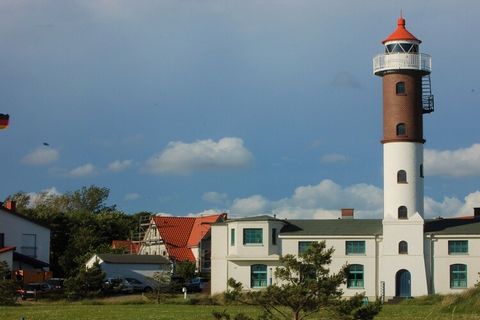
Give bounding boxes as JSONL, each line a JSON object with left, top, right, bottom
{"left": 1, "top": 300, "right": 479, "bottom": 320}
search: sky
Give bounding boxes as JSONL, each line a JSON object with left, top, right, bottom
{"left": 1, "top": 0, "right": 480, "bottom": 219}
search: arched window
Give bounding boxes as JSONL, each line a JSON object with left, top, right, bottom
{"left": 399, "top": 241, "right": 408, "bottom": 254}
{"left": 251, "top": 264, "right": 267, "bottom": 288}
{"left": 397, "top": 170, "right": 407, "bottom": 183}
{"left": 347, "top": 264, "right": 364, "bottom": 288}
{"left": 396, "top": 123, "right": 406, "bottom": 136}
{"left": 396, "top": 82, "right": 406, "bottom": 95}
{"left": 398, "top": 206, "right": 408, "bottom": 220}
{"left": 450, "top": 264, "right": 467, "bottom": 288}
{"left": 420, "top": 164, "right": 424, "bottom": 178}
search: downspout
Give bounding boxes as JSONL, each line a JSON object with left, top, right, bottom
{"left": 375, "top": 234, "right": 380, "bottom": 299}
{"left": 428, "top": 234, "right": 435, "bottom": 294}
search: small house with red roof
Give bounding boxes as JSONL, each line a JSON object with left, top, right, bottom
{"left": 139, "top": 213, "right": 226, "bottom": 272}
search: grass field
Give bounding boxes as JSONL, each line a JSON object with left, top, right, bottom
{"left": 1, "top": 295, "right": 480, "bottom": 320}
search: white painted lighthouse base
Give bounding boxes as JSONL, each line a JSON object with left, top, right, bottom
{"left": 381, "top": 216, "right": 428, "bottom": 298}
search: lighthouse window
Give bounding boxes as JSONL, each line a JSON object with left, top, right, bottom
{"left": 396, "top": 123, "right": 406, "bottom": 136}
{"left": 396, "top": 82, "right": 406, "bottom": 95}
{"left": 399, "top": 241, "right": 408, "bottom": 254}
{"left": 397, "top": 170, "right": 407, "bottom": 183}
{"left": 398, "top": 206, "right": 408, "bottom": 219}
{"left": 420, "top": 164, "right": 424, "bottom": 178}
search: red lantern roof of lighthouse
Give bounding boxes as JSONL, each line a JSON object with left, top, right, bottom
{"left": 382, "top": 16, "right": 421, "bottom": 44}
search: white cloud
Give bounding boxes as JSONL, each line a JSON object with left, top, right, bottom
{"left": 230, "top": 195, "right": 270, "bottom": 216}
{"left": 22, "top": 147, "right": 59, "bottom": 165}
{"left": 425, "top": 143, "right": 480, "bottom": 177}
{"left": 145, "top": 137, "right": 253, "bottom": 175}
{"left": 425, "top": 191, "right": 480, "bottom": 218}
{"left": 108, "top": 160, "right": 132, "bottom": 172}
{"left": 202, "top": 191, "right": 228, "bottom": 205}
{"left": 68, "top": 163, "right": 96, "bottom": 177}
{"left": 230, "top": 179, "right": 384, "bottom": 219}
{"left": 321, "top": 153, "right": 347, "bottom": 163}
{"left": 124, "top": 193, "right": 140, "bottom": 201}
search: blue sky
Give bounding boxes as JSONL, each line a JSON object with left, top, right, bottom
{"left": 1, "top": 0, "right": 479, "bottom": 219}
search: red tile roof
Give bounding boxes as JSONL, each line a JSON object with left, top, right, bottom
{"left": 0, "top": 246, "right": 16, "bottom": 254}
{"left": 166, "top": 246, "right": 196, "bottom": 262}
{"left": 153, "top": 213, "right": 226, "bottom": 262}
{"left": 383, "top": 16, "right": 421, "bottom": 44}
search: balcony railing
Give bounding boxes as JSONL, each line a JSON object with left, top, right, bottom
{"left": 373, "top": 53, "right": 431, "bottom": 75}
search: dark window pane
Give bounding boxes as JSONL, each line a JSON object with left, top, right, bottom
{"left": 396, "top": 82, "right": 406, "bottom": 94}
{"left": 396, "top": 123, "right": 406, "bottom": 136}
{"left": 398, "top": 206, "right": 408, "bottom": 219}
{"left": 400, "top": 43, "right": 413, "bottom": 52}
{"left": 397, "top": 170, "right": 407, "bottom": 183}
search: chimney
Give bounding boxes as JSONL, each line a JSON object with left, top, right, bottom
{"left": 474, "top": 207, "right": 480, "bottom": 218}
{"left": 4, "top": 200, "right": 16, "bottom": 212}
{"left": 341, "top": 208, "right": 354, "bottom": 219}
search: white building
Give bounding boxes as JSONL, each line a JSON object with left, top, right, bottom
{"left": 211, "top": 17, "right": 480, "bottom": 299}
{"left": 0, "top": 200, "right": 51, "bottom": 282}
{"left": 86, "top": 253, "right": 171, "bottom": 283}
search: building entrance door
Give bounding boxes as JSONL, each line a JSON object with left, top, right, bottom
{"left": 395, "top": 269, "right": 411, "bottom": 297}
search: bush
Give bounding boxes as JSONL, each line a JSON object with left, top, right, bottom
{"left": 64, "top": 262, "right": 105, "bottom": 300}
{"left": 0, "top": 262, "right": 17, "bottom": 305}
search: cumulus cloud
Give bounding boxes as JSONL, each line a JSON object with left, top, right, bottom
{"left": 228, "top": 179, "right": 480, "bottom": 220}
{"left": 22, "top": 147, "right": 59, "bottom": 165}
{"left": 230, "top": 195, "right": 270, "bottom": 216}
{"left": 321, "top": 153, "right": 347, "bottom": 163}
{"left": 202, "top": 191, "right": 228, "bottom": 205}
{"left": 229, "top": 179, "right": 384, "bottom": 219}
{"left": 68, "top": 163, "right": 96, "bottom": 177}
{"left": 425, "top": 144, "right": 480, "bottom": 177}
{"left": 144, "top": 137, "right": 253, "bottom": 175}
{"left": 108, "top": 160, "right": 132, "bottom": 172}
{"left": 124, "top": 192, "right": 140, "bottom": 201}
{"left": 425, "top": 191, "right": 480, "bottom": 218}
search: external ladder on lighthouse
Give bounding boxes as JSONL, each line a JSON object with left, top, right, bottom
{"left": 422, "top": 75, "right": 434, "bottom": 114}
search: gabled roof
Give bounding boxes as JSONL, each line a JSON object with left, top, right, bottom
{"left": 0, "top": 204, "right": 50, "bottom": 230}
{"left": 383, "top": 16, "right": 421, "bottom": 44}
{"left": 96, "top": 253, "right": 170, "bottom": 265}
{"left": 280, "top": 219, "right": 383, "bottom": 236}
{"left": 153, "top": 216, "right": 196, "bottom": 247}
{"left": 187, "top": 213, "right": 227, "bottom": 246}
{"left": 152, "top": 213, "right": 226, "bottom": 262}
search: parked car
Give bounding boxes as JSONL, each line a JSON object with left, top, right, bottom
{"left": 185, "top": 277, "right": 209, "bottom": 293}
{"left": 104, "top": 277, "right": 134, "bottom": 294}
{"left": 46, "top": 278, "right": 65, "bottom": 290}
{"left": 17, "top": 282, "right": 53, "bottom": 300}
{"left": 124, "top": 277, "right": 152, "bottom": 293}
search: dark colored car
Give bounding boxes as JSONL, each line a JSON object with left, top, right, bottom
{"left": 17, "top": 282, "right": 53, "bottom": 300}
{"left": 124, "top": 277, "right": 152, "bottom": 293}
{"left": 46, "top": 278, "right": 65, "bottom": 290}
{"left": 185, "top": 277, "right": 209, "bottom": 293}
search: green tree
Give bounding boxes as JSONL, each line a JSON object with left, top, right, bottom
{"left": 0, "top": 261, "right": 17, "bottom": 305}
{"left": 175, "top": 260, "right": 196, "bottom": 282}
{"left": 229, "top": 241, "right": 381, "bottom": 320}
{"left": 64, "top": 262, "right": 106, "bottom": 299}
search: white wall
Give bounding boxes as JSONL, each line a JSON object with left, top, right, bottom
{"left": 282, "top": 237, "right": 379, "bottom": 298}
{"left": 430, "top": 236, "right": 480, "bottom": 294}
{"left": 0, "top": 210, "right": 50, "bottom": 266}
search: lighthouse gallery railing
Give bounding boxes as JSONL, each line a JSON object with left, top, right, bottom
{"left": 373, "top": 53, "right": 431, "bottom": 74}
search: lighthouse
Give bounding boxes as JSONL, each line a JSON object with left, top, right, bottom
{"left": 373, "top": 16, "right": 434, "bottom": 298}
